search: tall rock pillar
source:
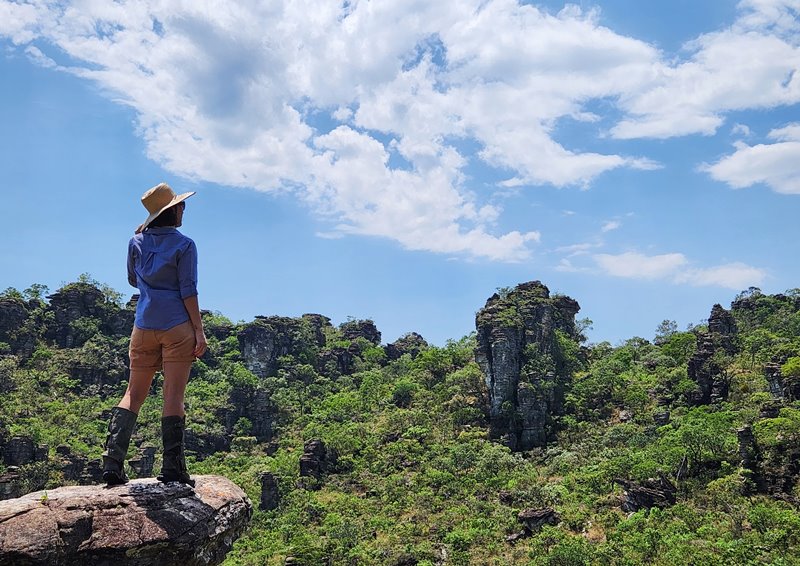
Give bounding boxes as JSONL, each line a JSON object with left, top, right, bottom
{"left": 475, "top": 281, "right": 580, "bottom": 450}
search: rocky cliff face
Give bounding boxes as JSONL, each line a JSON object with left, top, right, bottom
{"left": 45, "top": 283, "right": 132, "bottom": 349}
{"left": 385, "top": 332, "right": 428, "bottom": 361}
{"left": 0, "top": 297, "right": 37, "bottom": 358}
{"left": 238, "top": 315, "right": 326, "bottom": 379}
{"left": 0, "top": 475, "right": 251, "bottom": 566}
{"left": 339, "top": 319, "right": 381, "bottom": 345}
{"left": 475, "top": 281, "right": 581, "bottom": 450}
{"left": 686, "top": 304, "right": 738, "bottom": 405}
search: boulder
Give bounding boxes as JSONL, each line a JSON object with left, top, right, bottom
{"left": 506, "top": 507, "right": 560, "bottom": 542}
{"left": 614, "top": 476, "right": 676, "bottom": 512}
{"left": 0, "top": 475, "right": 252, "bottom": 566}
{"left": 517, "top": 507, "right": 560, "bottom": 531}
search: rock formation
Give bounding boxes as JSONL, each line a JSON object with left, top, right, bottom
{"left": 128, "top": 446, "right": 157, "bottom": 478}
{"left": 385, "top": 332, "right": 428, "bottom": 361}
{"left": 506, "top": 507, "right": 560, "bottom": 542}
{"left": 221, "top": 384, "right": 274, "bottom": 442}
{"left": 2, "top": 435, "right": 48, "bottom": 467}
{"left": 259, "top": 471, "right": 279, "bottom": 511}
{"left": 738, "top": 418, "right": 800, "bottom": 498}
{"left": 45, "top": 283, "right": 131, "bottom": 349}
{"left": 0, "top": 475, "right": 252, "bottom": 565}
{"left": 299, "top": 439, "right": 338, "bottom": 482}
{"left": 614, "top": 476, "right": 677, "bottom": 512}
{"left": 475, "top": 281, "right": 581, "bottom": 450}
{"left": 0, "top": 296, "right": 36, "bottom": 358}
{"left": 686, "top": 304, "right": 738, "bottom": 405}
{"left": 763, "top": 361, "right": 800, "bottom": 402}
{"left": 339, "top": 319, "right": 381, "bottom": 345}
{"left": 238, "top": 315, "right": 326, "bottom": 379}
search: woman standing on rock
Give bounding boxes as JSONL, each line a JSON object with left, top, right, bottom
{"left": 102, "top": 182, "right": 207, "bottom": 487}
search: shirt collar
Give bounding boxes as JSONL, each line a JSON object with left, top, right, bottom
{"left": 145, "top": 227, "right": 178, "bottom": 235}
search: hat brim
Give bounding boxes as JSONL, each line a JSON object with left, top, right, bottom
{"left": 135, "top": 191, "right": 196, "bottom": 234}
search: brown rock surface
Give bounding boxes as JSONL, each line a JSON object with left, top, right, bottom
{"left": 0, "top": 475, "right": 252, "bottom": 566}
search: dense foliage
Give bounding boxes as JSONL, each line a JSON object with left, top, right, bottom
{"left": 2, "top": 280, "right": 800, "bottom": 565}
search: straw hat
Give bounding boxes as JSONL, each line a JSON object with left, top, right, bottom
{"left": 135, "top": 183, "right": 196, "bottom": 234}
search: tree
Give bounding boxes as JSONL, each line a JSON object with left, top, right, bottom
{"left": 743, "top": 329, "right": 777, "bottom": 368}
{"left": 654, "top": 320, "right": 678, "bottom": 345}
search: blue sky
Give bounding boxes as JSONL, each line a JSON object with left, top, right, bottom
{"left": 1, "top": 0, "right": 798, "bottom": 346}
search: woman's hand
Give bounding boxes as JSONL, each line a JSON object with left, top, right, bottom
{"left": 193, "top": 328, "right": 208, "bottom": 358}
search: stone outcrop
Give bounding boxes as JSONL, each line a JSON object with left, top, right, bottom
{"left": 301, "top": 314, "right": 333, "bottom": 347}
{"left": 0, "top": 296, "right": 36, "bottom": 358}
{"left": 763, "top": 361, "right": 800, "bottom": 401}
{"left": 506, "top": 507, "right": 560, "bottom": 543}
{"left": 45, "top": 283, "right": 131, "bottom": 349}
{"left": 385, "top": 332, "right": 428, "bottom": 361}
{"left": 0, "top": 475, "right": 252, "bottom": 566}
{"left": 238, "top": 315, "right": 325, "bottom": 379}
{"left": 259, "top": 472, "right": 279, "bottom": 511}
{"left": 299, "top": 439, "right": 338, "bottom": 482}
{"left": 0, "top": 469, "right": 21, "bottom": 501}
{"left": 475, "top": 281, "right": 580, "bottom": 450}
{"left": 686, "top": 304, "right": 738, "bottom": 405}
{"left": 186, "top": 385, "right": 276, "bottom": 460}
{"left": 339, "top": 319, "right": 381, "bottom": 345}
{"left": 317, "top": 342, "right": 362, "bottom": 376}
{"left": 614, "top": 476, "right": 677, "bottom": 512}
{"left": 220, "top": 384, "right": 274, "bottom": 442}
{"left": 2, "top": 435, "right": 48, "bottom": 467}
{"left": 738, "top": 417, "right": 800, "bottom": 498}
{"left": 128, "top": 446, "right": 157, "bottom": 478}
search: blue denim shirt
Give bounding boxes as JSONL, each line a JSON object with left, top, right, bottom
{"left": 127, "top": 227, "right": 198, "bottom": 330}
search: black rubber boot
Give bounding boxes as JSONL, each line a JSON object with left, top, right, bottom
{"left": 157, "top": 415, "right": 195, "bottom": 487}
{"left": 102, "top": 406, "right": 137, "bottom": 486}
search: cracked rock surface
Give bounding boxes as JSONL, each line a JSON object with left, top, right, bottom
{"left": 0, "top": 475, "right": 252, "bottom": 566}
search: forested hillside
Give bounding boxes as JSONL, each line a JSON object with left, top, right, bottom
{"left": 2, "top": 276, "right": 800, "bottom": 565}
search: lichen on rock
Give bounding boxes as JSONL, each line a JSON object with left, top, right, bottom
{"left": 475, "top": 281, "right": 581, "bottom": 450}
{"left": 0, "top": 475, "right": 252, "bottom": 566}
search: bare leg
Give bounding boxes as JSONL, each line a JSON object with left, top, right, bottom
{"left": 118, "top": 368, "right": 157, "bottom": 414}
{"left": 162, "top": 361, "right": 191, "bottom": 417}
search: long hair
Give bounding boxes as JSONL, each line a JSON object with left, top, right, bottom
{"left": 149, "top": 204, "right": 181, "bottom": 228}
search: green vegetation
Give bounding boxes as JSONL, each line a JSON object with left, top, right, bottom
{"left": 2, "top": 280, "right": 800, "bottom": 564}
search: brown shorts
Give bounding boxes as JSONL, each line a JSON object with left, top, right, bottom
{"left": 129, "top": 321, "right": 196, "bottom": 371}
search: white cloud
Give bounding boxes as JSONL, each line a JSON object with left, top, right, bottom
{"left": 675, "top": 262, "right": 767, "bottom": 289}
{"left": 2, "top": 0, "right": 799, "bottom": 261}
{"left": 594, "top": 251, "right": 766, "bottom": 289}
{"left": 731, "top": 123, "right": 752, "bottom": 137}
{"left": 611, "top": 0, "right": 800, "bottom": 139}
{"left": 556, "top": 242, "right": 602, "bottom": 256}
{"left": 769, "top": 123, "right": 800, "bottom": 142}
{"left": 555, "top": 258, "right": 591, "bottom": 273}
{"left": 594, "top": 252, "right": 688, "bottom": 280}
{"left": 702, "top": 123, "right": 800, "bottom": 194}
{"left": 601, "top": 220, "right": 621, "bottom": 232}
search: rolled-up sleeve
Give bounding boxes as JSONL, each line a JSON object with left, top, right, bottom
{"left": 127, "top": 238, "right": 137, "bottom": 287}
{"left": 177, "top": 240, "right": 198, "bottom": 299}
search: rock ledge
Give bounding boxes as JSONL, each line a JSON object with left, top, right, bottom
{"left": 0, "top": 475, "right": 251, "bottom": 566}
